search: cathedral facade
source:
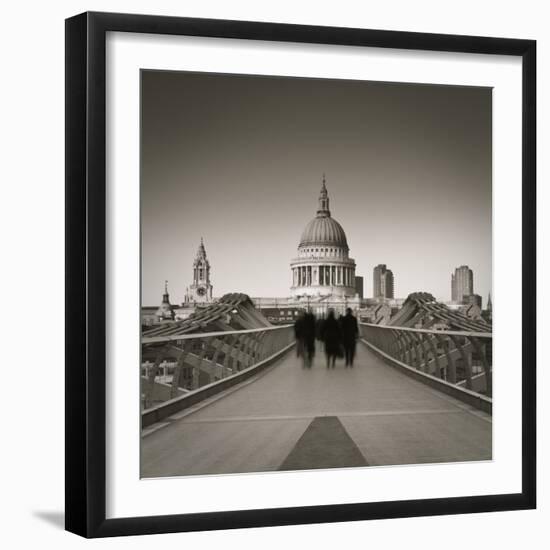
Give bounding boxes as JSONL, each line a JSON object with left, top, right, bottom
{"left": 289, "top": 178, "right": 361, "bottom": 314}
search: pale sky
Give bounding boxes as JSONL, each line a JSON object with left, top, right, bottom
{"left": 141, "top": 70, "right": 492, "bottom": 307}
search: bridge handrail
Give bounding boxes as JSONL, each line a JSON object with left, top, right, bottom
{"left": 359, "top": 322, "right": 492, "bottom": 398}
{"left": 141, "top": 324, "right": 296, "bottom": 415}
{"left": 359, "top": 322, "right": 492, "bottom": 339}
{"left": 142, "top": 324, "right": 293, "bottom": 344}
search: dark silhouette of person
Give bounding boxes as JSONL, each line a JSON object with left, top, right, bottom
{"left": 341, "top": 307, "right": 359, "bottom": 367}
{"left": 302, "top": 311, "right": 316, "bottom": 368}
{"left": 294, "top": 312, "right": 305, "bottom": 360}
{"left": 315, "top": 315, "right": 325, "bottom": 341}
{"left": 321, "top": 309, "right": 341, "bottom": 368}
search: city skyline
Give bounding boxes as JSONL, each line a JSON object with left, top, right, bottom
{"left": 141, "top": 70, "right": 492, "bottom": 306}
{"left": 150, "top": 245, "right": 489, "bottom": 306}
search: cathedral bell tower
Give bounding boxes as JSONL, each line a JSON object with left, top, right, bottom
{"left": 156, "top": 280, "right": 175, "bottom": 322}
{"left": 187, "top": 237, "right": 213, "bottom": 303}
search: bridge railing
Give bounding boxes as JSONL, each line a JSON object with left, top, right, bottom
{"left": 141, "top": 324, "right": 295, "bottom": 413}
{"left": 359, "top": 323, "right": 492, "bottom": 397}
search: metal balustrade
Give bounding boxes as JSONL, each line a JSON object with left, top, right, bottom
{"left": 141, "top": 324, "right": 295, "bottom": 411}
{"left": 359, "top": 323, "right": 492, "bottom": 397}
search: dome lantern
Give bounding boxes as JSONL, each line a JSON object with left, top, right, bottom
{"left": 316, "top": 174, "right": 331, "bottom": 217}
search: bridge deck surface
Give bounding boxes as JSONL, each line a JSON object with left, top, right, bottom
{"left": 141, "top": 342, "right": 491, "bottom": 477}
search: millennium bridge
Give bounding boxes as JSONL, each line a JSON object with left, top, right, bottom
{"left": 141, "top": 293, "right": 492, "bottom": 477}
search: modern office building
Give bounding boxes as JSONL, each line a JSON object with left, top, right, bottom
{"left": 373, "top": 264, "right": 394, "bottom": 299}
{"left": 451, "top": 265, "right": 474, "bottom": 303}
{"left": 355, "top": 276, "right": 364, "bottom": 299}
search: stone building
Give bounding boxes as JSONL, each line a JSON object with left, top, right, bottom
{"left": 142, "top": 239, "right": 214, "bottom": 328}
{"left": 289, "top": 177, "right": 361, "bottom": 315}
{"left": 156, "top": 280, "right": 175, "bottom": 321}
{"left": 141, "top": 281, "right": 175, "bottom": 328}
{"left": 185, "top": 237, "right": 213, "bottom": 303}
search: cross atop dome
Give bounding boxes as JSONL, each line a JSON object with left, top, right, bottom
{"left": 317, "top": 174, "right": 331, "bottom": 218}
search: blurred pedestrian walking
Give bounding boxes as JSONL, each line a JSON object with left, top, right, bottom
{"left": 294, "top": 312, "right": 305, "bottom": 360}
{"left": 321, "top": 309, "right": 341, "bottom": 368}
{"left": 302, "top": 310, "right": 316, "bottom": 367}
{"left": 341, "top": 308, "right": 358, "bottom": 367}
{"left": 295, "top": 310, "right": 316, "bottom": 367}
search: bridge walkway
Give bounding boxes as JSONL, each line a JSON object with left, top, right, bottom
{"left": 141, "top": 341, "right": 491, "bottom": 477}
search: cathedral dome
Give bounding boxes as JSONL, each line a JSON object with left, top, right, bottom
{"left": 290, "top": 177, "right": 357, "bottom": 301}
{"left": 298, "top": 177, "right": 348, "bottom": 249}
{"left": 299, "top": 216, "right": 348, "bottom": 248}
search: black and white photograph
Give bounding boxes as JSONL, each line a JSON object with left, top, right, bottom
{"left": 1, "top": 1, "right": 542, "bottom": 545}
{"left": 140, "top": 70, "right": 493, "bottom": 478}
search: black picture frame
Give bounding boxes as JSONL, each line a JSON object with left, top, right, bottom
{"left": 65, "top": 11, "right": 536, "bottom": 538}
